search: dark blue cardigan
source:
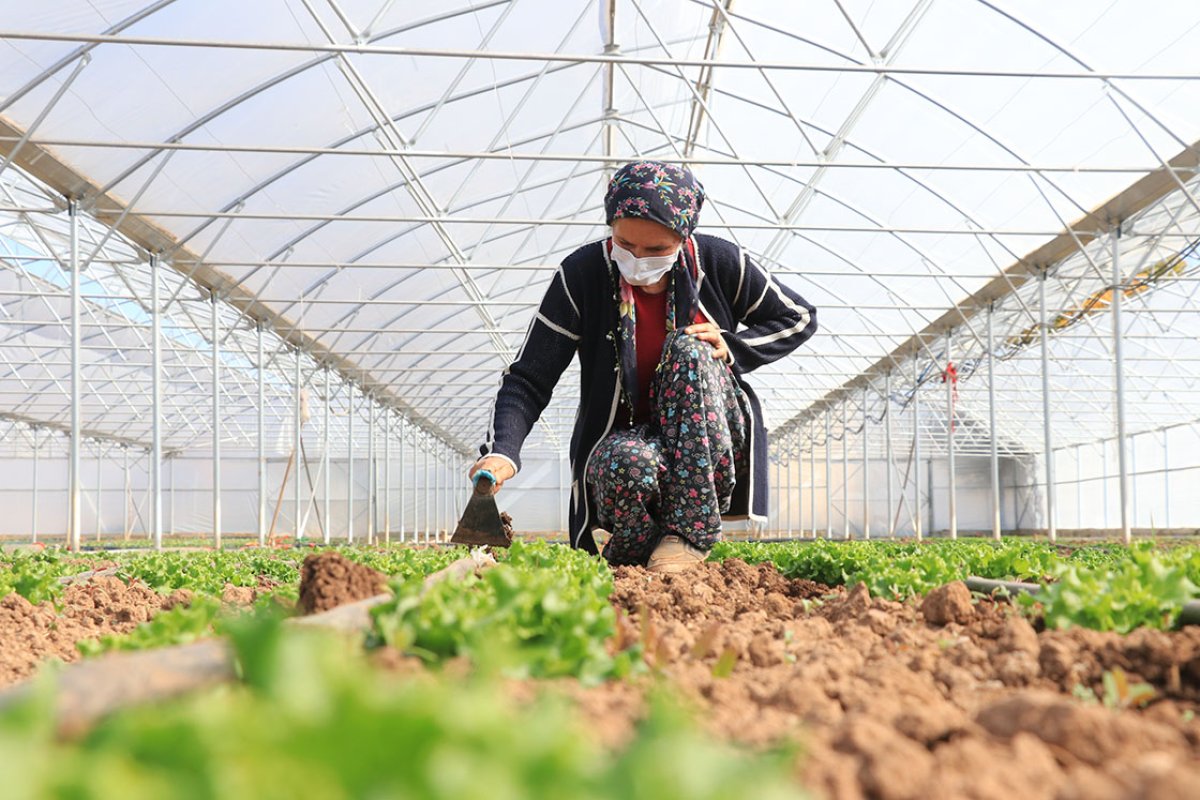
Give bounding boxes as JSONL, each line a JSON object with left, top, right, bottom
{"left": 481, "top": 233, "right": 818, "bottom": 554}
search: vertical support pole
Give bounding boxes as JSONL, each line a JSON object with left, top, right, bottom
{"left": 1075, "top": 445, "right": 1083, "bottom": 530}
{"left": 122, "top": 446, "right": 130, "bottom": 540}
{"left": 442, "top": 442, "right": 450, "bottom": 538}
{"left": 772, "top": 456, "right": 780, "bottom": 539}
{"left": 31, "top": 428, "right": 39, "bottom": 543}
{"left": 945, "top": 329, "right": 957, "bottom": 540}
{"left": 294, "top": 348, "right": 303, "bottom": 540}
{"left": 1101, "top": 443, "right": 1110, "bottom": 529}
{"left": 437, "top": 441, "right": 444, "bottom": 540}
{"left": 1163, "top": 429, "right": 1170, "bottom": 530}
{"left": 1038, "top": 271, "right": 1056, "bottom": 542}
{"left": 777, "top": 455, "right": 787, "bottom": 537}
{"left": 1131, "top": 433, "right": 1138, "bottom": 528}
{"left": 384, "top": 410, "right": 391, "bottom": 545}
{"left": 367, "top": 396, "right": 377, "bottom": 545}
{"left": 68, "top": 199, "right": 82, "bottom": 552}
{"left": 323, "top": 368, "right": 331, "bottom": 544}
{"left": 427, "top": 441, "right": 436, "bottom": 542}
{"left": 776, "top": 441, "right": 785, "bottom": 539}
{"left": 150, "top": 253, "right": 163, "bottom": 551}
{"left": 824, "top": 409, "right": 832, "bottom": 539}
{"left": 787, "top": 441, "right": 796, "bottom": 542}
{"left": 211, "top": 293, "right": 221, "bottom": 549}
{"left": 841, "top": 398, "right": 850, "bottom": 540}
{"left": 398, "top": 416, "right": 407, "bottom": 543}
{"left": 168, "top": 456, "right": 176, "bottom": 537}
{"left": 347, "top": 383, "right": 355, "bottom": 543}
{"left": 1112, "top": 228, "right": 1131, "bottom": 544}
{"left": 809, "top": 420, "right": 816, "bottom": 539}
{"left": 862, "top": 385, "right": 871, "bottom": 540}
{"left": 95, "top": 444, "right": 102, "bottom": 540}
{"left": 256, "top": 323, "right": 266, "bottom": 546}
{"left": 913, "top": 353, "right": 923, "bottom": 542}
{"left": 413, "top": 429, "right": 421, "bottom": 543}
{"left": 885, "top": 372, "right": 894, "bottom": 538}
{"left": 987, "top": 305, "right": 1002, "bottom": 540}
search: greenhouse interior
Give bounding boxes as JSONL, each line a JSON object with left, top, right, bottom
{"left": 1, "top": 1, "right": 1198, "bottom": 548}
{"left": 2, "top": 3, "right": 1200, "bottom": 797}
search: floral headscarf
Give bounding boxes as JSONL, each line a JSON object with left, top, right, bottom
{"left": 604, "top": 160, "right": 705, "bottom": 239}
{"left": 603, "top": 161, "right": 706, "bottom": 426}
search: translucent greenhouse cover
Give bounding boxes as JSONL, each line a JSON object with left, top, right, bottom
{"left": 0, "top": 0, "right": 1198, "bottom": 467}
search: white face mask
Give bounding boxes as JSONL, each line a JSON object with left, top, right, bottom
{"left": 610, "top": 241, "right": 680, "bottom": 286}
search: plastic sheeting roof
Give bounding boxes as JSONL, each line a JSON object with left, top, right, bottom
{"left": 1, "top": 0, "right": 1199, "bottom": 462}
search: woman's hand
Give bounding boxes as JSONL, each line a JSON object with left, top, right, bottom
{"left": 683, "top": 322, "right": 730, "bottom": 362}
{"left": 469, "top": 456, "right": 516, "bottom": 493}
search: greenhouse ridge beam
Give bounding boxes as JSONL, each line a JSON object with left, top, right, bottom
{"left": 0, "top": 117, "right": 464, "bottom": 453}
{"left": 793, "top": 138, "right": 1200, "bottom": 422}
{"left": 2, "top": 30, "right": 1199, "bottom": 81}
{"left": 4, "top": 136, "right": 1188, "bottom": 175}
{"left": 57, "top": 208, "right": 1109, "bottom": 238}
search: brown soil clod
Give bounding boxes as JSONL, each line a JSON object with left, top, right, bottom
{"left": 297, "top": 552, "right": 388, "bottom": 615}
{"left": 921, "top": 581, "right": 976, "bottom": 626}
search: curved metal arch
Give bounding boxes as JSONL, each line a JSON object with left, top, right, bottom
{"left": 93, "top": 1, "right": 513, "bottom": 201}
{"left": 332, "top": 140, "right": 972, "bottom": 384}
{"left": 633, "top": 21, "right": 1146, "bottom": 437}
{"left": 334, "top": 172, "right": 615, "bottom": 394}
{"left": 977, "top": 0, "right": 1197, "bottom": 155}
{"left": 609, "top": 120, "right": 991, "bottom": 352}
{"left": 974, "top": 0, "right": 1200, "bottom": 221}
{"left": 239, "top": 128, "right": 609, "bottom": 345}
{"left": 170, "top": 57, "right": 596, "bottom": 266}
{"left": 254, "top": 115, "right": 605, "bottom": 304}
{"left": 0, "top": 0, "right": 183, "bottom": 117}
{"left": 340, "top": 171, "right": 926, "bottom": 403}
{"left": 155, "top": 39, "right": 680, "bottom": 256}
{"left": 307, "top": 171, "right": 610, "bottom": 379}
{"left": 665, "top": 4, "right": 1108, "bottom": 254}
{"left": 79, "top": 8, "right": 1037, "bottom": 390}
{"left": 631, "top": 60, "right": 1038, "bottom": 279}
{"left": 98, "top": 8, "right": 1036, "bottom": 338}
{"left": 16, "top": 0, "right": 1180, "bottom": 450}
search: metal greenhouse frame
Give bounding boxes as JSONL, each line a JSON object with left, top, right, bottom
{"left": 0, "top": 0, "right": 1197, "bottom": 548}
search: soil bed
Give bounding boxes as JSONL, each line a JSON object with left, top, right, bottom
{"left": 0, "top": 578, "right": 192, "bottom": 686}
{"left": 586, "top": 559, "right": 1200, "bottom": 800}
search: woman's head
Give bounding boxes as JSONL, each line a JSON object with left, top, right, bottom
{"left": 611, "top": 216, "right": 680, "bottom": 259}
{"left": 604, "top": 160, "right": 705, "bottom": 243}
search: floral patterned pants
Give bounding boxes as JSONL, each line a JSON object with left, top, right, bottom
{"left": 586, "top": 331, "right": 748, "bottom": 567}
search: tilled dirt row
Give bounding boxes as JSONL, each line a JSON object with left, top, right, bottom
{"left": 0, "top": 551, "right": 390, "bottom": 687}
{"left": 594, "top": 559, "right": 1200, "bottom": 800}
{"left": 0, "top": 578, "right": 194, "bottom": 685}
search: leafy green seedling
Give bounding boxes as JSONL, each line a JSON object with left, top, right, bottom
{"left": 712, "top": 647, "right": 739, "bottom": 679}
{"left": 1071, "top": 683, "right": 1099, "bottom": 706}
{"left": 1101, "top": 667, "right": 1156, "bottom": 710}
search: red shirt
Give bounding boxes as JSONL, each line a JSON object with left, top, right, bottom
{"left": 613, "top": 238, "right": 707, "bottom": 427}
{"left": 632, "top": 285, "right": 669, "bottom": 424}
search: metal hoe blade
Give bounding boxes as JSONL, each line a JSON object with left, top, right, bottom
{"left": 450, "top": 470, "right": 512, "bottom": 548}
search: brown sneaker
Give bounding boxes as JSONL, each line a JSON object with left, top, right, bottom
{"left": 647, "top": 535, "right": 707, "bottom": 573}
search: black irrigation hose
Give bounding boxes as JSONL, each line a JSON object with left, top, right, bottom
{"left": 964, "top": 576, "right": 1200, "bottom": 628}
